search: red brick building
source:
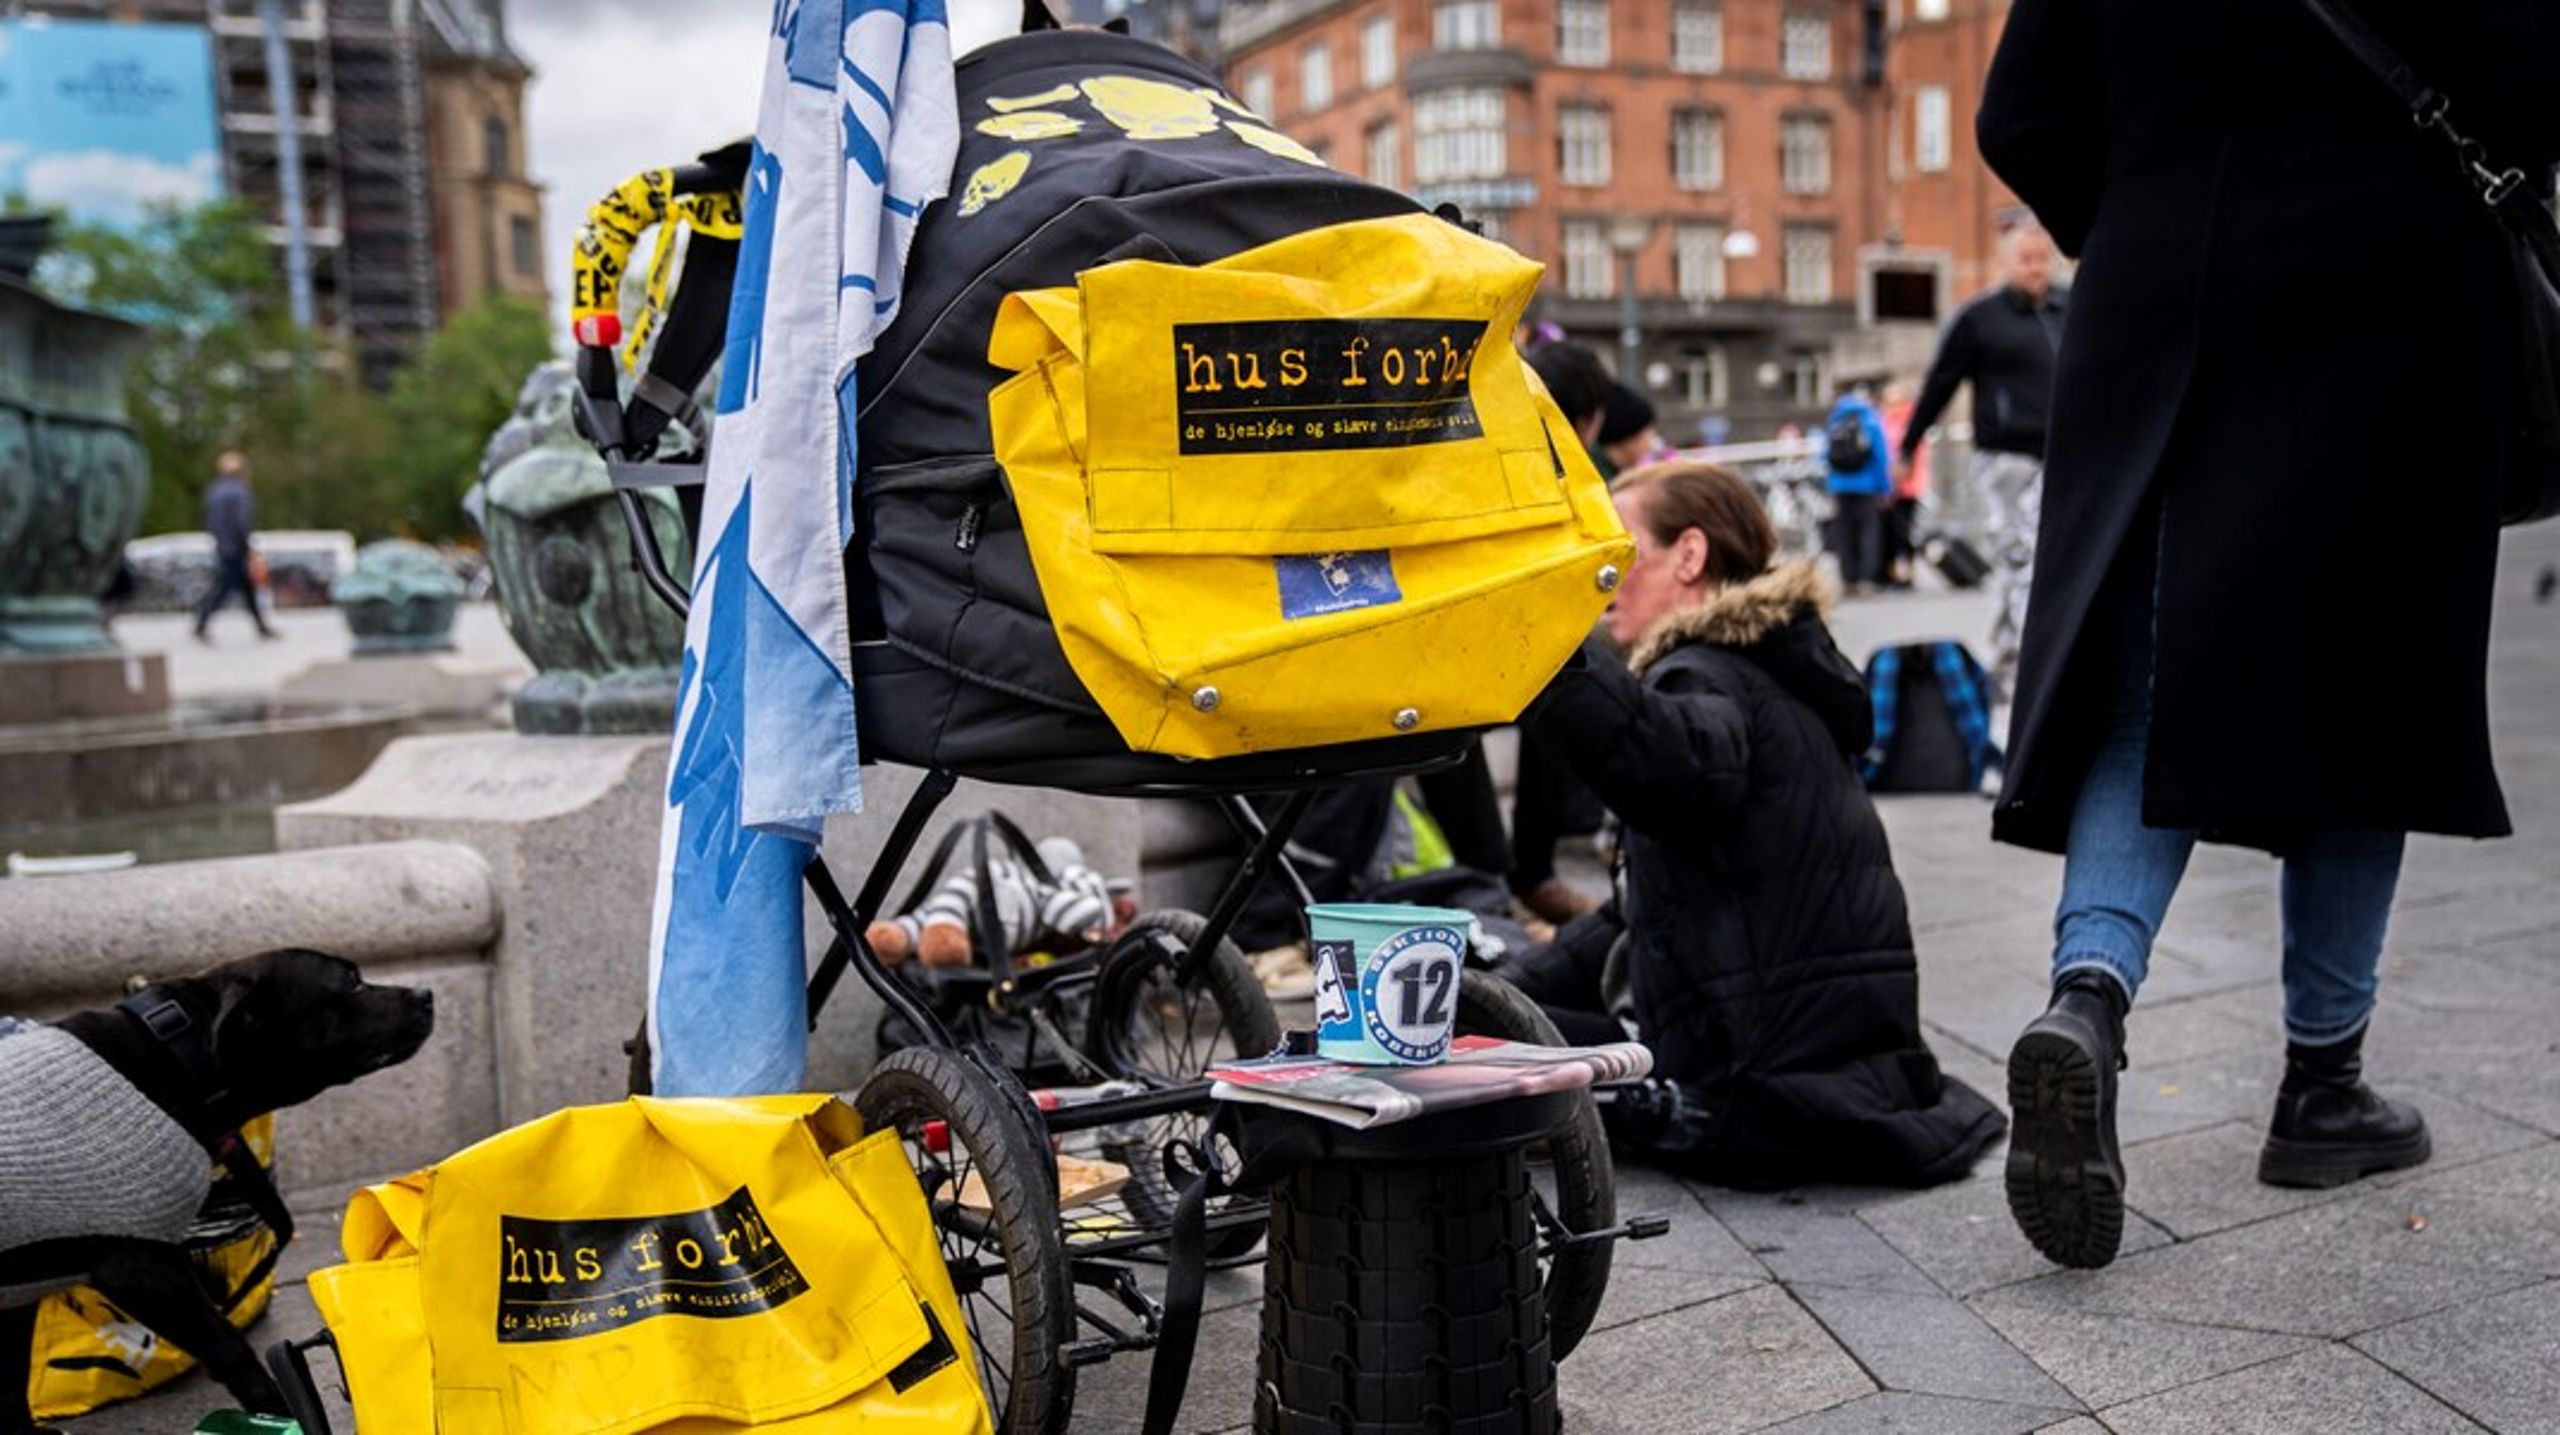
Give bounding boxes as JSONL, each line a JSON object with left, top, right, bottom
{"left": 1217, "top": 0, "right": 2024, "bottom": 440}
{"left": 1218, "top": 0, "right": 1889, "bottom": 439}
{"left": 1877, "top": 0, "right": 2022, "bottom": 300}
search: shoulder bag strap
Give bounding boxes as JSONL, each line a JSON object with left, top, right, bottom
{"left": 2293, "top": 0, "right": 2552, "bottom": 227}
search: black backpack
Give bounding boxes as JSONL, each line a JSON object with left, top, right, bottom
{"left": 846, "top": 29, "right": 1427, "bottom": 777}
{"left": 1824, "top": 409, "right": 1875, "bottom": 474}
{"left": 1860, "top": 641, "right": 2000, "bottom": 792}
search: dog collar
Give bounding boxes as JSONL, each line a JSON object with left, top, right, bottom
{"left": 118, "top": 990, "right": 232, "bottom": 1118}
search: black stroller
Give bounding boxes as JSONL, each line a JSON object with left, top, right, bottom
{"left": 275, "top": 26, "right": 1645, "bottom": 1435}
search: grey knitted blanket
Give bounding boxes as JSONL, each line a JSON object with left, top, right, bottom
{"left": 0, "top": 1025, "right": 212, "bottom": 1256}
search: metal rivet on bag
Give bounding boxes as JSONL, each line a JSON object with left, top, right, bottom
{"left": 1192, "top": 686, "right": 1222, "bottom": 713}
{"left": 1597, "top": 564, "right": 1622, "bottom": 593}
{"left": 1392, "top": 707, "right": 1421, "bottom": 732}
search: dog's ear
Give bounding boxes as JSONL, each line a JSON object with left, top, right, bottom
{"left": 209, "top": 967, "right": 263, "bottom": 1050}
{"left": 1022, "top": 0, "right": 1061, "bottom": 32}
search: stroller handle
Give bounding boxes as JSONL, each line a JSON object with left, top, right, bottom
{"left": 568, "top": 143, "right": 752, "bottom": 625}
{"left": 608, "top": 470, "right": 701, "bottom": 622}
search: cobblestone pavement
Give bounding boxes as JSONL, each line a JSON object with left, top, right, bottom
{"left": 61, "top": 525, "right": 2560, "bottom": 1433}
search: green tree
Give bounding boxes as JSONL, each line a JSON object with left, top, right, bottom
{"left": 33, "top": 200, "right": 343, "bottom": 536}
{"left": 380, "top": 293, "right": 555, "bottom": 540}
{"left": 38, "top": 204, "right": 557, "bottom": 543}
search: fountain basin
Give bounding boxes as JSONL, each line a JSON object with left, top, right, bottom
{"left": 0, "top": 699, "right": 417, "bottom": 828}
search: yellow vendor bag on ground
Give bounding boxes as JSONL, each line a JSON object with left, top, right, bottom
{"left": 987, "top": 211, "right": 1633, "bottom": 759}
{"left": 26, "top": 1116, "right": 281, "bottom": 1422}
{"left": 304, "top": 1095, "right": 989, "bottom": 1434}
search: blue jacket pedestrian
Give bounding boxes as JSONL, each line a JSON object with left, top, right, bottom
{"left": 1824, "top": 393, "right": 1892, "bottom": 498}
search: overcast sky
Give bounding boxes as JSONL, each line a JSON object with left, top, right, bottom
{"left": 511, "top": 0, "right": 1024, "bottom": 339}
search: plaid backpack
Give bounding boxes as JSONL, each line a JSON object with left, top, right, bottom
{"left": 1860, "top": 641, "right": 2000, "bottom": 793}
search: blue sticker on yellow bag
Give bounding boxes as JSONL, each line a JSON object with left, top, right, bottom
{"left": 1276, "top": 550, "right": 1401, "bottom": 620}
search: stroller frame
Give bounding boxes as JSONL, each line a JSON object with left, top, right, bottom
{"left": 595, "top": 442, "right": 1458, "bottom": 1429}
{"left": 262, "top": 148, "right": 1638, "bottom": 1434}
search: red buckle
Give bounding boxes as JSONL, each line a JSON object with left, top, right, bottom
{"left": 573, "top": 313, "right": 623, "bottom": 348}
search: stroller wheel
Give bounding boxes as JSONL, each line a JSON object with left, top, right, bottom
{"left": 1083, "top": 910, "right": 1281, "bottom": 1257}
{"left": 1454, "top": 968, "right": 1617, "bottom": 1363}
{"left": 856, "top": 1046, "right": 1074, "bottom": 1435}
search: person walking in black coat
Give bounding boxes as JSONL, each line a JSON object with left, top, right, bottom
{"left": 191, "top": 450, "right": 276, "bottom": 642}
{"left": 1979, "top": 0, "right": 2559, "bottom": 1269}
{"left": 1511, "top": 461, "right": 2004, "bottom": 1190}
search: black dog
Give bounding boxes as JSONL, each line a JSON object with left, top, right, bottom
{"left": 0, "top": 949, "right": 433, "bottom": 1434}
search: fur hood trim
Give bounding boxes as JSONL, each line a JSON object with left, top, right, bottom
{"left": 1630, "top": 562, "right": 1833, "bottom": 676}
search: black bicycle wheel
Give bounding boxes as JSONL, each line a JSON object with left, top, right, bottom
{"left": 1455, "top": 968, "right": 1616, "bottom": 1362}
{"left": 1083, "top": 910, "right": 1282, "bottom": 1256}
{"left": 855, "top": 1046, "right": 1074, "bottom": 1435}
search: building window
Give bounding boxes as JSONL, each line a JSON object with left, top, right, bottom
{"left": 483, "top": 115, "right": 510, "bottom": 177}
{"left": 1681, "top": 345, "right": 1728, "bottom": 408}
{"left": 1300, "top": 43, "right": 1333, "bottom": 111}
{"left": 1473, "top": 211, "right": 1508, "bottom": 245}
{"left": 1558, "top": 104, "right": 1610, "bottom": 187}
{"left": 1783, "top": 225, "right": 1833, "bottom": 304}
{"left": 1914, "top": 85, "right": 1952, "bottom": 173}
{"left": 1558, "top": 0, "right": 1609, "bottom": 66}
{"left": 1413, "top": 86, "right": 1507, "bottom": 182}
{"left": 1241, "top": 68, "right": 1275, "bottom": 118}
{"left": 1362, "top": 12, "right": 1396, "bottom": 88}
{"left": 1674, "top": 222, "right": 1727, "bottom": 302}
{"left": 1434, "top": 0, "right": 1499, "bottom": 50}
{"left": 1366, "top": 120, "right": 1402, "bottom": 190}
{"left": 1781, "top": 113, "right": 1832, "bottom": 194}
{"left": 1789, "top": 349, "right": 1830, "bottom": 405}
{"left": 510, "top": 214, "right": 539, "bottom": 276}
{"left": 1672, "top": 0, "right": 1723, "bottom": 73}
{"left": 1912, "top": 0, "right": 1949, "bottom": 19}
{"left": 1672, "top": 109, "right": 1723, "bottom": 191}
{"left": 1563, "top": 220, "right": 1614, "bottom": 300}
{"left": 1781, "top": 8, "right": 1831, "bottom": 80}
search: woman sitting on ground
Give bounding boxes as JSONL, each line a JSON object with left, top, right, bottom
{"left": 1510, "top": 461, "right": 2004, "bottom": 1189}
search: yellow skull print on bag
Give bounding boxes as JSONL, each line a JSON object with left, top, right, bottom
{"left": 986, "top": 212, "right": 1631, "bottom": 757}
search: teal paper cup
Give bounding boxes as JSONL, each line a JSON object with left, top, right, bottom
{"left": 1308, "top": 903, "right": 1472, "bottom": 1065}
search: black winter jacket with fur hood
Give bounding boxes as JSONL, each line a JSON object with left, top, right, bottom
{"left": 1528, "top": 563, "right": 2003, "bottom": 1188}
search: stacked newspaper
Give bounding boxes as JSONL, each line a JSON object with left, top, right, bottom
{"left": 1207, "top": 1037, "right": 1653, "bottom": 1130}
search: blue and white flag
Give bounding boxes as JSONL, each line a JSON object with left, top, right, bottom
{"left": 647, "top": 0, "right": 958, "bottom": 1097}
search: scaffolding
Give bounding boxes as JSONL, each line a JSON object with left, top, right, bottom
{"left": 315, "top": 0, "right": 437, "bottom": 388}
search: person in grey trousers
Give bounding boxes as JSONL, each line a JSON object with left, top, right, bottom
{"left": 191, "top": 450, "right": 276, "bottom": 641}
{"left": 1898, "top": 223, "right": 2066, "bottom": 702}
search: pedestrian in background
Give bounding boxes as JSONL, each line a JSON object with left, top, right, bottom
{"left": 1823, "top": 381, "right": 1891, "bottom": 594}
{"left": 1899, "top": 224, "right": 2065, "bottom": 698}
{"left": 1880, "top": 380, "right": 1930, "bottom": 590}
{"left": 1596, "top": 382, "right": 1673, "bottom": 479}
{"left": 1979, "top": 0, "right": 2556, "bottom": 1271}
{"left": 191, "top": 450, "right": 276, "bottom": 643}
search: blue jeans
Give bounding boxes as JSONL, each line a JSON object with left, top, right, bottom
{"left": 2052, "top": 592, "right": 2403, "bottom": 1046}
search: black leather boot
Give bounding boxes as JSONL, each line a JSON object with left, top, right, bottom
{"left": 2006, "top": 969, "right": 2130, "bottom": 1269}
{"left": 2257, "top": 1026, "right": 2431, "bottom": 1188}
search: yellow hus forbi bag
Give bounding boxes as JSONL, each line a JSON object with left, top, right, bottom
{"left": 988, "top": 212, "right": 1634, "bottom": 758}
{"left": 307, "top": 1095, "right": 990, "bottom": 1434}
